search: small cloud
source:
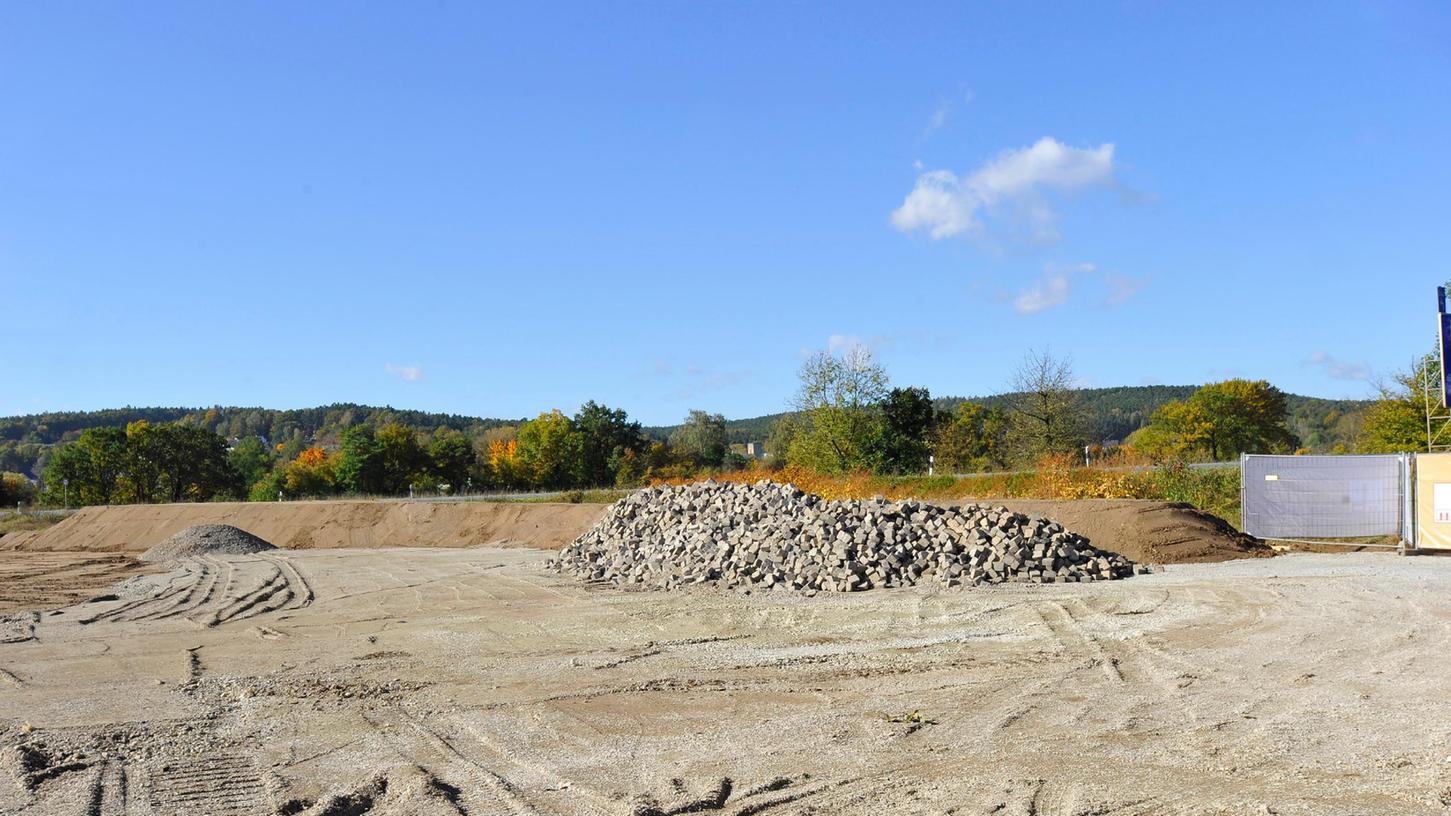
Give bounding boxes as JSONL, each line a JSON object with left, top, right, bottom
{"left": 827, "top": 333, "right": 863, "bottom": 354}
{"left": 1306, "top": 352, "right": 1372, "bottom": 382}
{"left": 1011, "top": 262, "right": 1098, "bottom": 315}
{"left": 1013, "top": 271, "right": 1073, "bottom": 315}
{"left": 384, "top": 363, "right": 423, "bottom": 382}
{"left": 806, "top": 333, "right": 893, "bottom": 358}
{"left": 922, "top": 102, "right": 950, "bottom": 139}
{"left": 1102, "top": 272, "right": 1150, "bottom": 306}
{"left": 891, "top": 137, "right": 1116, "bottom": 246}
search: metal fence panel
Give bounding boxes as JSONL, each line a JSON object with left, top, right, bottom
{"left": 1241, "top": 454, "right": 1405, "bottom": 539}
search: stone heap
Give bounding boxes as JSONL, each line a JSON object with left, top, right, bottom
{"left": 552, "top": 480, "right": 1149, "bottom": 592}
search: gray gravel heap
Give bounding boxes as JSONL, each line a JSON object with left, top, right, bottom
{"left": 552, "top": 480, "right": 1149, "bottom": 592}
{"left": 141, "top": 523, "right": 276, "bottom": 563}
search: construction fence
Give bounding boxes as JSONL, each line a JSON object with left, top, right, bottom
{"left": 1241, "top": 453, "right": 1451, "bottom": 550}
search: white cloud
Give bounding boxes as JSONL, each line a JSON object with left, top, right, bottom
{"left": 1013, "top": 271, "right": 1073, "bottom": 315}
{"left": 384, "top": 363, "right": 423, "bottom": 382}
{"left": 1103, "top": 272, "right": 1150, "bottom": 306}
{"left": 827, "top": 333, "right": 864, "bottom": 354}
{"left": 1306, "top": 352, "right": 1372, "bottom": 381}
{"left": 1012, "top": 262, "right": 1099, "bottom": 315}
{"left": 890, "top": 137, "right": 1115, "bottom": 244}
{"left": 1006, "top": 262, "right": 1149, "bottom": 316}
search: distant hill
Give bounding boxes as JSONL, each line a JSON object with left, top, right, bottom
{"left": 1, "top": 386, "right": 1372, "bottom": 481}
{"left": 648, "top": 385, "right": 1371, "bottom": 453}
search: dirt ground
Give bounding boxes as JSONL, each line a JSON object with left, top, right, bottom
{"left": 0, "top": 552, "right": 161, "bottom": 614}
{"left": 4, "top": 547, "right": 1451, "bottom": 815}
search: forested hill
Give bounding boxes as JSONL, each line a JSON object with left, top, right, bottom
{"left": 666, "top": 385, "right": 1371, "bottom": 453}
{"left": 1, "top": 385, "right": 1372, "bottom": 480}
{"left": 0, "top": 404, "right": 519, "bottom": 451}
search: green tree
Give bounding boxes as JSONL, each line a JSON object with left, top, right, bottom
{"left": 786, "top": 347, "right": 889, "bottom": 473}
{"left": 869, "top": 387, "right": 936, "bottom": 474}
{"left": 156, "top": 425, "right": 235, "bottom": 502}
{"left": 42, "top": 426, "right": 127, "bottom": 505}
{"left": 336, "top": 425, "right": 387, "bottom": 494}
{"left": 572, "top": 401, "right": 643, "bottom": 486}
{"left": 670, "top": 409, "right": 728, "bottom": 468}
{"left": 122, "top": 421, "right": 168, "bottom": 503}
{"left": 227, "top": 436, "right": 275, "bottom": 494}
{"left": 376, "top": 423, "right": 427, "bottom": 493}
{"left": 514, "top": 410, "right": 581, "bottom": 489}
{"left": 764, "top": 414, "right": 801, "bottom": 463}
{"left": 933, "top": 402, "right": 1008, "bottom": 473}
{"left": 428, "top": 431, "right": 475, "bottom": 492}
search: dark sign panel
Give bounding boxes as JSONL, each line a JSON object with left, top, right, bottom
{"left": 1441, "top": 287, "right": 1451, "bottom": 408}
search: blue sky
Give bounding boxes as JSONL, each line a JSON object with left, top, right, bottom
{"left": 2, "top": 2, "right": 1447, "bottom": 425}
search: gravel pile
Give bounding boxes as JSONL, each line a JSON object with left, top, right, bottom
{"left": 141, "top": 524, "right": 276, "bottom": 563}
{"left": 553, "top": 480, "right": 1150, "bottom": 592}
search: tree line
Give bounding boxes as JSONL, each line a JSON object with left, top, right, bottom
{"left": 13, "top": 341, "right": 1430, "bottom": 508}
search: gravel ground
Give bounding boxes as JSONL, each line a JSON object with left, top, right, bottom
{"left": 2, "top": 549, "right": 1450, "bottom": 815}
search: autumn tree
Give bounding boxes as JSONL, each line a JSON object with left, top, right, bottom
{"left": 1133, "top": 379, "right": 1297, "bottom": 461}
{"left": 486, "top": 437, "right": 522, "bottom": 489}
{"left": 1003, "top": 349, "right": 1086, "bottom": 463}
{"left": 1359, "top": 352, "right": 1437, "bottom": 453}
{"left": 283, "top": 447, "right": 336, "bottom": 497}
{"left": 514, "top": 410, "right": 581, "bottom": 489}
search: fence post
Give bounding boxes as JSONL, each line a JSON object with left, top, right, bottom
{"left": 1239, "top": 454, "right": 1248, "bottom": 537}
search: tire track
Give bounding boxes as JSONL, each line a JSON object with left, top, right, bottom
{"left": 146, "top": 754, "right": 264, "bottom": 815}
{"left": 360, "top": 707, "right": 548, "bottom": 816}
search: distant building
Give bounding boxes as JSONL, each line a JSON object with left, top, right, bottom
{"left": 744, "top": 441, "right": 766, "bottom": 460}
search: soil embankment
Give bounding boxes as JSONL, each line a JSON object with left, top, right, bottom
{"left": 1, "top": 496, "right": 1265, "bottom": 565}
{"left": 979, "top": 498, "right": 1270, "bottom": 563}
{"left": 1, "top": 500, "right": 607, "bottom": 554}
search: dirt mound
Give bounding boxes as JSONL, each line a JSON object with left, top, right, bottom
{"left": 141, "top": 524, "right": 275, "bottom": 562}
{"left": 978, "top": 499, "right": 1271, "bottom": 564}
{"left": 555, "top": 481, "right": 1147, "bottom": 591}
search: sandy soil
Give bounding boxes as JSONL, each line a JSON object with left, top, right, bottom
{"left": 0, "top": 553, "right": 161, "bottom": 614}
{"left": 0, "top": 500, "right": 608, "bottom": 553}
{"left": 977, "top": 499, "right": 1271, "bottom": 564}
{"left": 3, "top": 547, "right": 1450, "bottom": 815}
